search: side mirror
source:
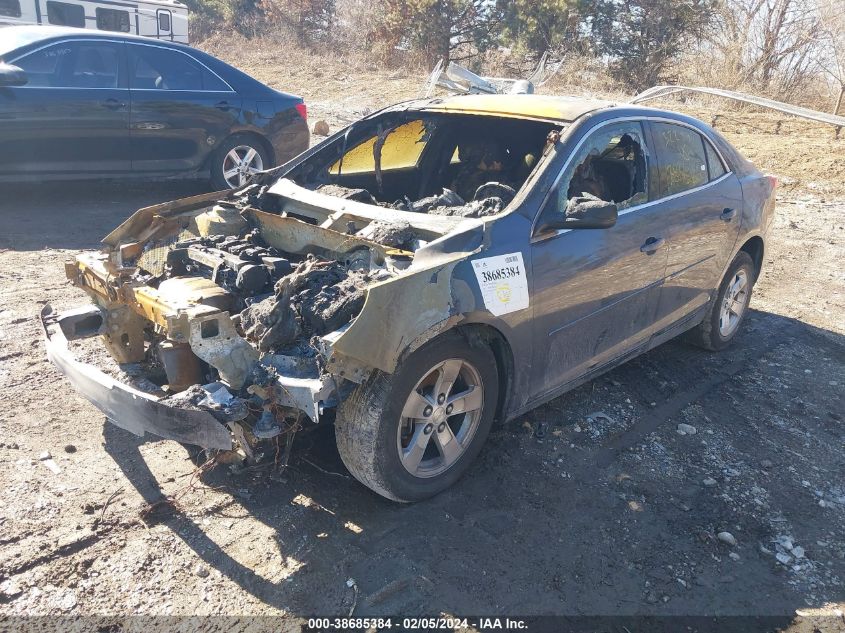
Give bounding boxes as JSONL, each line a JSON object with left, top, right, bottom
{"left": 536, "top": 196, "right": 618, "bottom": 233}
{"left": 0, "top": 63, "right": 28, "bottom": 88}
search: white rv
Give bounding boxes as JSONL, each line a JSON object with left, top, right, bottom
{"left": 0, "top": 0, "right": 189, "bottom": 43}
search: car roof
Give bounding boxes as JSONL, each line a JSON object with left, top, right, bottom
{"left": 416, "top": 94, "right": 617, "bottom": 123}
{"left": 4, "top": 25, "right": 191, "bottom": 49}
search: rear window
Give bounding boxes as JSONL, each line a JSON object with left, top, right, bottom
{"left": 46, "top": 1, "right": 85, "bottom": 27}
{"left": 127, "top": 44, "right": 230, "bottom": 91}
{"left": 704, "top": 139, "right": 726, "bottom": 180}
{"left": 330, "top": 119, "right": 430, "bottom": 175}
{"left": 651, "top": 122, "right": 708, "bottom": 197}
{"left": 96, "top": 7, "right": 131, "bottom": 32}
{"left": 0, "top": 0, "right": 22, "bottom": 18}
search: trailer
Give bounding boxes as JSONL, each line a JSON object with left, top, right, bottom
{"left": 0, "top": 0, "right": 188, "bottom": 43}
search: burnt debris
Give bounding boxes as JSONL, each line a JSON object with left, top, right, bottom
{"left": 239, "top": 256, "right": 371, "bottom": 353}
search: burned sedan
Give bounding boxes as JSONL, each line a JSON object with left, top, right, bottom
{"left": 42, "top": 95, "right": 775, "bottom": 501}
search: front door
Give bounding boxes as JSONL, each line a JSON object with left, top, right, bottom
{"left": 126, "top": 42, "right": 241, "bottom": 173}
{"left": 530, "top": 120, "right": 668, "bottom": 397}
{"left": 0, "top": 39, "right": 130, "bottom": 175}
{"left": 646, "top": 121, "right": 744, "bottom": 332}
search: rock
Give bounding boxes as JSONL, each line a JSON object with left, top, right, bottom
{"left": 39, "top": 450, "right": 52, "bottom": 461}
{"left": 312, "top": 120, "right": 330, "bottom": 136}
{"left": 777, "top": 536, "right": 794, "bottom": 550}
{"left": 0, "top": 579, "right": 22, "bottom": 598}
{"left": 58, "top": 590, "right": 77, "bottom": 611}
{"left": 677, "top": 423, "right": 697, "bottom": 435}
{"left": 703, "top": 478, "right": 717, "bottom": 487}
{"left": 195, "top": 564, "right": 209, "bottom": 578}
{"left": 64, "top": 444, "right": 77, "bottom": 454}
{"left": 776, "top": 552, "right": 792, "bottom": 565}
{"left": 761, "top": 459, "right": 773, "bottom": 469}
{"left": 42, "top": 459, "right": 62, "bottom": 475}
{"left": 729, "top": 552, "right": 741, "bottom": 561}
{"left": 792, "top": 546, "right": 805, "bottom": 559}
{"left": 717, "top": 531, "right": 737, "bottom": 546}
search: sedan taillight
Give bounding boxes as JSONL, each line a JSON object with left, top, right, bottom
{"left": 295, "top": 103, "right": 307, "bottom": 121}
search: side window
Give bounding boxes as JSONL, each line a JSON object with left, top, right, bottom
{"left": 158, "top": 10, "right": 171, "bottom": 32}
{"left": 46, "top": 1, "right": 85, "bottom": 27}
{"left": 13, "top": 44, "right": 68, "bottom": 86}
{"left": 14, "top": 42, "right": 119, "bottom": 89}
{"left": 651, "top": 122, "right": 708, "bottom": 197}
{"left": 96, "top": 7, "right": 130, "bottom": 33}
{"left": 69, "top": 44, "right": 119, "bottom": 88}
{"left": 0, "top": 0, "right": 22, "bottom": 18}
{"left": 128, "top": 44, "right": 203, "bottom": 90}
{"left": 704, "top": 138, "right": 726, "bottom": 180}
{"left": 329, "top": 119, "right": 431, "bottom": 175}
{"left": 557, "top": 121, "right": 649, "bottom": 213}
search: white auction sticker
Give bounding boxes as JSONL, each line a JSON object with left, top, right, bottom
{"left": 471, "top": 252, "right": 529, "bottom": 316}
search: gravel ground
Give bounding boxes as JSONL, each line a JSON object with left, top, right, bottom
{"left": 0, "top": 121, "right": 843, "bottom": 631}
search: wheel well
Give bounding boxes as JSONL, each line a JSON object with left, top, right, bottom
{"left": 455, "top": 323, "right": 514, "bottom": 424}
{"left": 739, "top": 236, "right": 764, "bottom": 280}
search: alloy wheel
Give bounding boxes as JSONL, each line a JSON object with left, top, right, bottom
{"left": 397, "top": 358, "right": 484, "bottom": 478}
{"left": 719, "top": 269, "right": 749, "bottom": 337}
{"left": 222, "top": 145, "right": 264, "bottom": 188}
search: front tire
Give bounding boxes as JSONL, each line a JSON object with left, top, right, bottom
{"left": 336, "top": 331, "right": 499, "bottom": 502}
{"left": 210, "top": 134, "right": 270, "bottom": 190}
{"left": 687, "top": 251, "right": 755, "bottom": 351}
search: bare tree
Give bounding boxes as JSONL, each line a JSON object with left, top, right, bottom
{"left": 709, "top": 0, "right": 822, "bottom": 98}
{"left": 814, "top": 0, "right": 845, "bottom": 113}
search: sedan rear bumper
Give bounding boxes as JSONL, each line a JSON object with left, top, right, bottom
{"left": 41, "top": 305, "right": 233, "bottom": 450}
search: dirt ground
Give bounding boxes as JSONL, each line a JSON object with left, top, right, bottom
{"left": 0, "top": 82, "right": 844, "bottom": 631}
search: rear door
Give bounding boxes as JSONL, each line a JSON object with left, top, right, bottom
{"left": 0, "top": 39, "right": 129, "bottom": 175}
{"left": 529, "top": 119, "right": 669, "bottom": 397}
{"left": 646, "top": 121, "right": 743, "bottom": 333}
{"left": 126, "top": 42, "right": 242, "bottom": 173}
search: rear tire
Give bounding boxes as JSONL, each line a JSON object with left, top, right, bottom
{"left": 210, "top": 134, "right": 270, "bottom": 190}
{"left": 335, "top": 331, "right": 499, "bottom": 502}
{"left": 687, "top": 251, "right": 755, "bottom": 351}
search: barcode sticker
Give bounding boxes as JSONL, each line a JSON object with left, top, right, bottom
{"left": 471, "top": 252, "right": 529, "bottom": 316}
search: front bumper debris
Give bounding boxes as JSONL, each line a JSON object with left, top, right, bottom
{"left": 41, "top": 305, "right": 233, "bottom": 450}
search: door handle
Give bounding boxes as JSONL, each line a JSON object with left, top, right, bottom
{"left": 102, "top": 98, "right": 125, "bottom": 110}
{"left": 720, "top": 207, "right": 737, "bottom": 221}
{"left": 214, "top": 100, "right": 230, "bottom": 111}
{"left": 640, "top": 237, "right": 665, "bottom": 254}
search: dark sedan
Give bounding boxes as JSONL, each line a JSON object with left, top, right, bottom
{"left": 0, "top": 25, "right": 309, "bottom": 188}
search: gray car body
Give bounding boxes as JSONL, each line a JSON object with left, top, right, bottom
{"left": 290, "top": 102, "right": 774, "bottom": 424}
{"left": 41, "top": 98, "right": 774, "bottom": 451}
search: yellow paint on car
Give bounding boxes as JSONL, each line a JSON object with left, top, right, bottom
{"left": 420, "top": 94, "right": 614, "bottom": 123}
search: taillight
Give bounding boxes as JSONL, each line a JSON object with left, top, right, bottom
{"left": 295, "top": 103, "right": 307, "bottom": 120}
